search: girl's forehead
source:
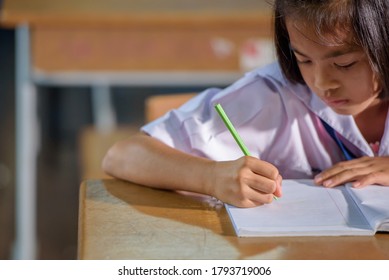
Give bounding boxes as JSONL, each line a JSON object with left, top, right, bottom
{"left": 286, "top": 17, "right": 355, "bottom": 47}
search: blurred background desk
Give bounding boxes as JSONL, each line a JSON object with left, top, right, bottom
{"left": 79, "top": 179, "right": 389, "bottom": 260}
{"left": 0, "top": 0, "right": 273, "bottom": 259}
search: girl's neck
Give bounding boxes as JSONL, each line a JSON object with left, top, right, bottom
{"left": 353, "top": 99, "right": 389, "bottom": 144}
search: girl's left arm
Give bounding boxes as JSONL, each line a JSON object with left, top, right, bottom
{"left": 314, "top": 156, "right": 389, "bottom": 188}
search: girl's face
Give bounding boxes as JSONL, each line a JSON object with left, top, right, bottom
{"left": 286, "top": 19, "right": 382, "bottom": 116}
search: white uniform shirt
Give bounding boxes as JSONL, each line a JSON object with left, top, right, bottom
{"left": 142, "top": 63, "right": 389, "bottom": 179}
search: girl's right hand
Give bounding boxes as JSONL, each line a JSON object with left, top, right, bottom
{"left": 209, "top": 156, "right": 282, "bottom": 208}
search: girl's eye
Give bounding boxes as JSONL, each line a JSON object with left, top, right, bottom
{"left": 296, "top": 59, "right": 312, "bottom": 65}
{"left": 334, "top": 61, "right": 357, "bottom": 69}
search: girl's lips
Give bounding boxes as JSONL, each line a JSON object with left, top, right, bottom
{"left": 323, "top": 98, "right": 349, "bottom": 107}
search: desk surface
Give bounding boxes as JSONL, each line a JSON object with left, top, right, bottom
{"left": 78, "top": 179, "right": 389, "bottom": 260}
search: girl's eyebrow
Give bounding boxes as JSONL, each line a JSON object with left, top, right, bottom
{"left": 290, "top": 47, "right": 309, "bottom": 57}
{"left": 290, "top": 45, "right": 360, "bottom": 59}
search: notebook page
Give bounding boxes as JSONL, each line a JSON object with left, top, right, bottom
{"left": 346, "top": 184, "right": 389, "bottom": 231}
{"left": 225, "top": 179, "right": 372, "bottom": 236}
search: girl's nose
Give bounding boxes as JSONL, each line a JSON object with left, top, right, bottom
{"left": 314, "top": 66, "right": 339, "bottom": 91}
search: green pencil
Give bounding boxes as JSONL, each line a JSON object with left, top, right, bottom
{"left": 214, "top": 103, "right": 278, "bottom": 200}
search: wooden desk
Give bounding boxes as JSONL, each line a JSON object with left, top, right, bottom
{"left": 1, "top": 0, "right": 273, "bottom": 73}
{"left": 1, "top": 0, "right": 273, "bottom": 259}
{"left": 78, "top": 179, "right": 389, "bottom": 260}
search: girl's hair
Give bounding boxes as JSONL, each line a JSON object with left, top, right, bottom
{"left": 274, "top": 0, "right": 389, "bottom": 99}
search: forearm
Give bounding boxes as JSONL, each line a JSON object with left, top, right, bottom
{"left": 102, "top": 133, "right": 282, "bottom": 207}
{"left": 102, "top": 133, "right": 215, "bottom": 195}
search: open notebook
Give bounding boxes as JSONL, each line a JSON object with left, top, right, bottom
{"left": 225, "top": 179, "right": 389, "bottom": 237}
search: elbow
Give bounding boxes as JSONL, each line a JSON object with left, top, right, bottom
{"left": 101, "top": 136, "right": 140, "bottom": 178}
{"left": 101, "top": 133, "right": 149, "bottom": 179}
{"left": 101, "top": 146, "right": 116, "bottom": 176}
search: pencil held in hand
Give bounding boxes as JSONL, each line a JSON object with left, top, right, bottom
{"left": 214, "top": 103, "right": 251, "bottom": 156}
{"left": 214, "top": 103, "right": 278, "bottom": 200}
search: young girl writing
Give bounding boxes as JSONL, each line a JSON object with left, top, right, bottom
{"left": 102, "top": 0, "right": 389, "bottom": 208}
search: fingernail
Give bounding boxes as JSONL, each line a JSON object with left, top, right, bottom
{"left": 352, "top": 181, "right": 361, "bottom": 188}
{"left": 323, "top": 179, "right": 332, "bottom": 187}
{"left": 314, "top": 174, "right": 322, "bottom": 183}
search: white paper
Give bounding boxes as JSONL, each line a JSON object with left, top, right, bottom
{"left": 346, "top": 184, "right": 389, "bottom": 231}
{"left": 225, "top": 179, "right": 374, "bottom": 237}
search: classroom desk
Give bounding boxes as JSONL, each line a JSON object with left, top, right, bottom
{"left": 0, "top": 0, "right": 273, "bottom": 259}
{"left": 78, "top": 179, "right": 389, "bottom": 260}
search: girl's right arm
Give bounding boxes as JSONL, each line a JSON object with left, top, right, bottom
{"left": 102, "top": 132, "right": 282, "bottom": 207}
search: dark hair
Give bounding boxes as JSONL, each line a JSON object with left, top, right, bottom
{"left": 274, "top": 0, "right": 389, "bottom": 99}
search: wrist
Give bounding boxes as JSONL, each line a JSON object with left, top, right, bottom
{"left": 200, "top": 160, "right": 218, "bottom": 197}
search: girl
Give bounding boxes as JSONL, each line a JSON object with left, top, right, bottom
{"left": 102, "top": 0, "right": 389, "bottom": 208}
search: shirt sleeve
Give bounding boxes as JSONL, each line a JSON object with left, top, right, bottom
{"left": 141, "top": 63, "right": 288, "bottom": 161}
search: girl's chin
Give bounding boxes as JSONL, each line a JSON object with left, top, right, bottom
{"left": 330, "top": 106, "right": 357, "bottom": 115}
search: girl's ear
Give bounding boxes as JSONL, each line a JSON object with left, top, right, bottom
{"left": 372, "top": 71, "right": 383, "bottom": 98}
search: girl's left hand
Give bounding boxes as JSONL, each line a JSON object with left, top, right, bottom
{"left": 314, "top": 156, "right": 389, "bottom": 188}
